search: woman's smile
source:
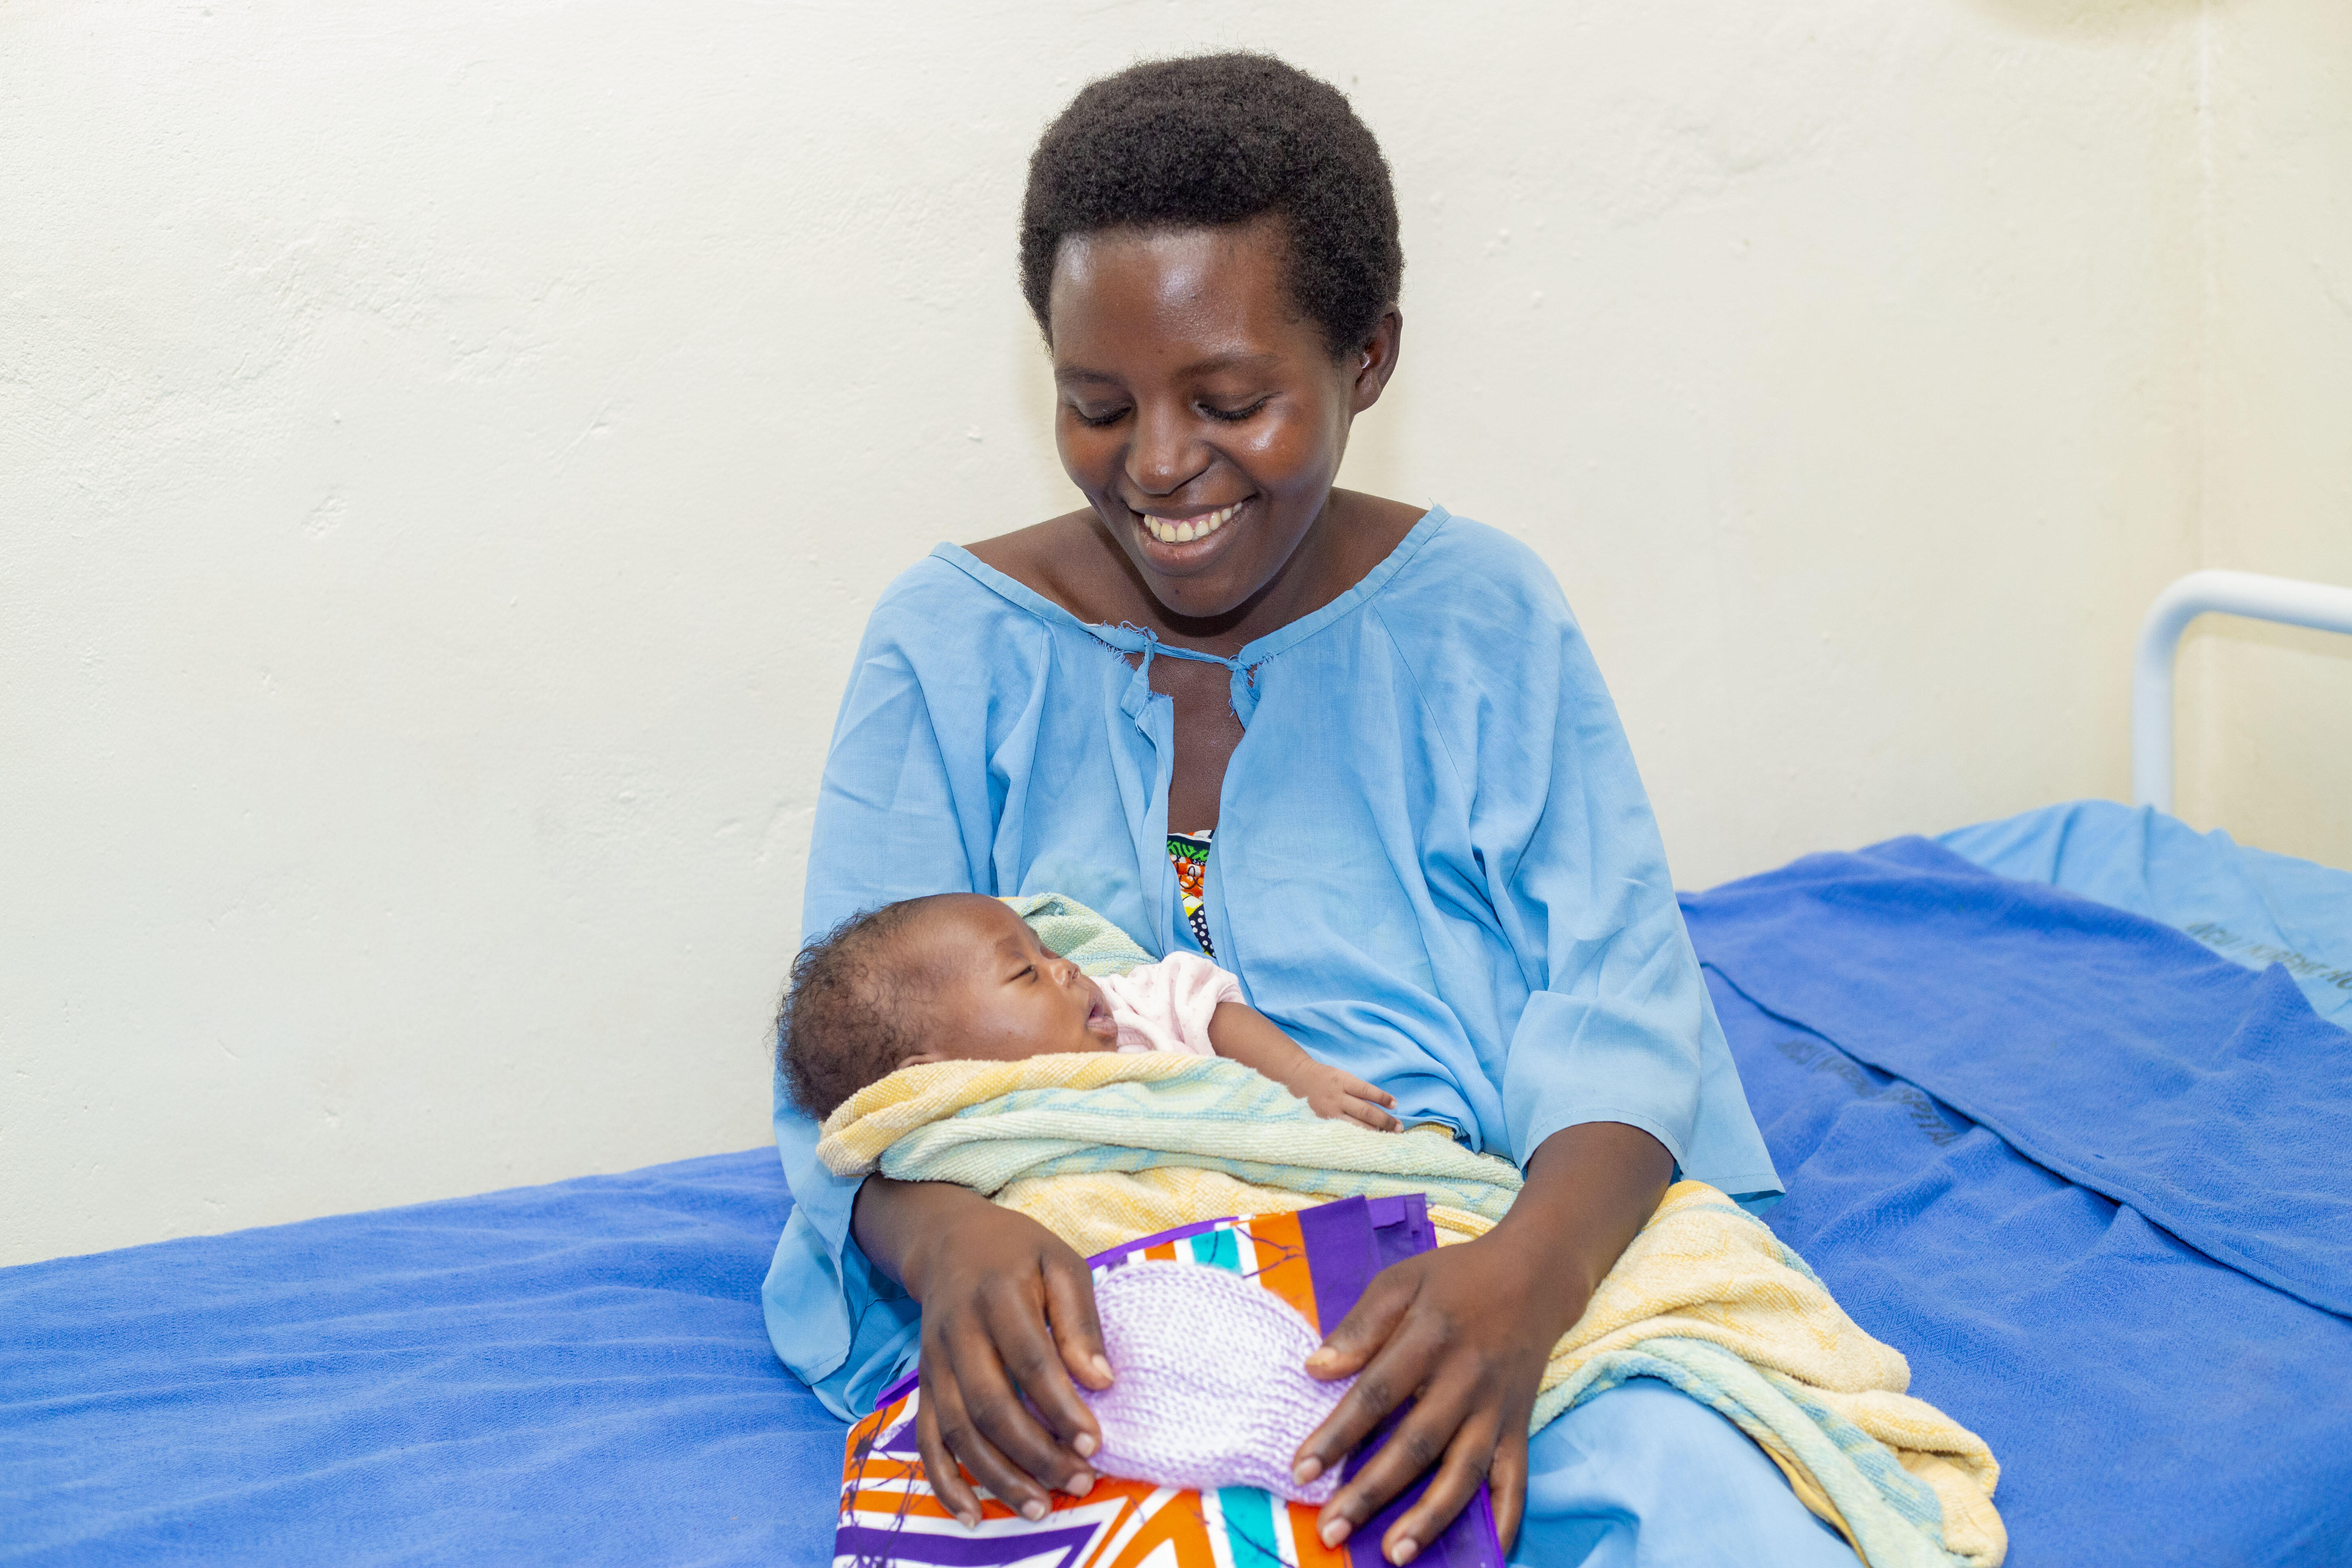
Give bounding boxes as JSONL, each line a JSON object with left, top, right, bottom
{"left": 1131, "top": 496, "right": 1252, "bottom": 566}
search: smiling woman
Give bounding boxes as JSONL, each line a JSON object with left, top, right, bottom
{"left": 970, "top": 218, "right": 1423, "bottom": 831}
{"left": 768, "top": 51, "right": 1851, "bottom": 1568}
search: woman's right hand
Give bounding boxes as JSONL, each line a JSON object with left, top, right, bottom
{"left": 855, "top": 1175, "right": 1114, "bottom": 1526}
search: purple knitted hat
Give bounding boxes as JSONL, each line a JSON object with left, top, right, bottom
{"left": 1080, "top": 1260, "right": 1356, "bottom": 1505}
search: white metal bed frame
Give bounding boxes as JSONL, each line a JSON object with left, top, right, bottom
{"left": 2132, "top": 570, "right": 2352, "bottom": 814}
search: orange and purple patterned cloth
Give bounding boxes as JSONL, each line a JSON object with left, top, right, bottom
{"left": 831, "top": 1195, "right": 1504, "bottom": 1568}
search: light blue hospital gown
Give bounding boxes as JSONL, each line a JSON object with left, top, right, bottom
{"left": 769, "top": 507, "right": 1856, "bottom": 1565}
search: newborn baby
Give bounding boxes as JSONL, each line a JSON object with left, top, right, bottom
{"left": 778, "top": 892, "right": 1399, "bottom": 1129}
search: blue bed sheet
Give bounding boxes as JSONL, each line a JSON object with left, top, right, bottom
{"left": 1941, "top": 798, "right": 2352, "bottom": 1027}
{"left": 0, "top": 1152, "right": 839, "bottom": 1566}
{"left": 1684, "top": 837, "right": 2352, "bottom": 1567}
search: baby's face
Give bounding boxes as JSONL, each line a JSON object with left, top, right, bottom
{"left": 902, "top": 895, "right": 1118, "bottom": 1066}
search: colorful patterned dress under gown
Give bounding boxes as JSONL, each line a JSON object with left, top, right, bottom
{"left": 1168, "top": 829, "right": 1214, "bottom": 956}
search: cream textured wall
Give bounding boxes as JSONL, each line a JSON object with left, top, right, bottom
{"left": 0, "top": 0, "right": 2298, "bottom": 1266}
{"left": 2179, "top": 0, "right": 2352, "bottom": 871}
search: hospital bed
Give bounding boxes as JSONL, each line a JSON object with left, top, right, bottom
{"left": 6, "top": 574, "right": 2348, "bottom": 1567}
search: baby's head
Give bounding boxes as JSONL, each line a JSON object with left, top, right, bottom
{"left": 777, "top": 893, "right": 1118, "bottom": 1120}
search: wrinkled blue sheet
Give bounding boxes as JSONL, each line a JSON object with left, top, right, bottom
{"left": 1942, "top": 798, "right": 2352, "bottom": 1027}
{"left": 0, "top": 1152, "right": 840, "bottom": 1566}
{"left": 1686, "top": 838, "right": 2352, "bottom": 1568}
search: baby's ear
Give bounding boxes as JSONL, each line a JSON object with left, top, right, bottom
{"left": 898, "top": 1049, "right": 949, "bottom": 1069}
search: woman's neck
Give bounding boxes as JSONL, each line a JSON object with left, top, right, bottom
{"left": 967, "top": 488, "right": 1427, "bottom": 657}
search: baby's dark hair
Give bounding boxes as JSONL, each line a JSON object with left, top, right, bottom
{"left": 776, "top": 898, "right": 945, "bottom": 1121}
{"left": 1019, "top": 52, "right": 1403, "bottom": 358}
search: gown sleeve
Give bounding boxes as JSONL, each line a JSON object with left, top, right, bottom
{"left": 1447, "top": 559, "right": 1778, "bottom": 1199}
{"left": 761, "top": 565, "right": 1016, "bottom": 1420}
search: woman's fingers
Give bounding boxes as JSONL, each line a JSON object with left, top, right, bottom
{"left": 1317, "top": 1363, "right": 1458, "bottom": 1542}
{"left": 1364, "top": 1401, "right": 1505, "bottom": 1561}
{"left": 913, "top": 1363, "right": 991, "bottom": 1527}
{"left": 1303, "top": 1261, "right": 1417, "bottom": 1382}
{"left": 967, "top": 1287, "right": 1098, "bottom": 1494}
{"left": 935, "top": 1312, "right": 1079, "bottom": 1515}
{"left": 1040, "top": 1248, "right": 1115, "bottom": 1399}
{"left": 1487, "top": 1418, "right": 1531, "bottom": 1555}
{"left": 1294, "top": 1274, "right": 1436, "bottom": 1487}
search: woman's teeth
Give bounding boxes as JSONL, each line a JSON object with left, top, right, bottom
{"left": 1139, "top": 501, "right": 1241, "bottom": 544}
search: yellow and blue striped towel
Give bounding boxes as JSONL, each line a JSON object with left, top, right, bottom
{"left": 817, "top": 1051, "right": 2005, "bottom": 1568}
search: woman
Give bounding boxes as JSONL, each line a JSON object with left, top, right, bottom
{"left": 768, "top": 53, "right": 1852, "bottom": 1566}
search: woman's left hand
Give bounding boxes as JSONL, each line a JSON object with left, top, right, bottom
{"left": 1290, "top": 1232, "right": 1567, "bottom": 1561}
{"left": 1288, "top": 1120, "right": 1676, "bottom": 1562}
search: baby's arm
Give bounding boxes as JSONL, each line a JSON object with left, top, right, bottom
{"left": 1207, "top": 1003, "right": 1401, "bottom": 1131}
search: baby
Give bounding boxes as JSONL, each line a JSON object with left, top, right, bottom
{"left": 779, "top": 892, "right": 1400, "bottom": 1130}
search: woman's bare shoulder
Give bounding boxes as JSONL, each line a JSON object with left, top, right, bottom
{"left": 961, "top": 510, "right": 1141, "bottom": 624}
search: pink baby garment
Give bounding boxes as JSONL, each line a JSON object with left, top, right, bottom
{"left": 1101, "top": 952, "right": 1243, "bottom": 1056}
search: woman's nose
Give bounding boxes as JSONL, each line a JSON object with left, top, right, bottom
{"left": 1125, "top": 403, "right": 1207, "bottom": 498}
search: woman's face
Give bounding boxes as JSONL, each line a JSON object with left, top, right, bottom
{"left": 1047, "top": 220, "right": 1399, "bottom": 622}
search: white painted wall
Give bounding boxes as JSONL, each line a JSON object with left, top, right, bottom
{"left": 2179, "top": 0, "right": 2352, "bottom": 871}
{"left": 0, "top": 0, "right": 2322, "bottom": 1266}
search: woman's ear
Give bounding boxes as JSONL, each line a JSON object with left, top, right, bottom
{"left": 1349, "top": 307, "right": 1405, "bottom": 412}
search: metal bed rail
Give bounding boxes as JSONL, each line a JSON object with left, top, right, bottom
{"left": 2132, "top": 569, "right": 2352, "bottom": 814}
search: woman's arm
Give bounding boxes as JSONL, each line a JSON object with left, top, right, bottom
{"left": 768, "top": 575, "right": 1012, "bottom": 1418}
{"left": 1261, "top": 550, "right": 1749, "bottom": 1558}
{"left": 1207, "top": 1002, "right": 1401, "bottom": 1130}
{"left": 1290, "top": 1120, "right": 1673, "bottom": 1561}
{"left": 850, "top": 1174, "right": 1114, "bottom": 1526}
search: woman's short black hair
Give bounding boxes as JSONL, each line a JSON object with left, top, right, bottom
{"left": 1019, "top": 52, "right": 1403, "bottom": 358}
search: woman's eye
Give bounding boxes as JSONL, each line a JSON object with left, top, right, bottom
{"left": 1201, "top": 398, "right": 1269, "bottom": 423}
{"left": 1069, "top": 404, "right": 1127, "bottom": 428}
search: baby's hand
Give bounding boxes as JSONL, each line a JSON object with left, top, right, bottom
{"left": 1284, "top": 1060, "right": 1401, "bottom": 1132}
{"left": 1200, "top": 1001, "right": 1401, "bottom": 1132}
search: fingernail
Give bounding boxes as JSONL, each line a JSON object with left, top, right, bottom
{"left": 957, "top": 1510, "right": 980, "bottom": 1530}
{"left": 1293, "top": 1457, "right": 1323, "bottom": 1485}
{"left": 1066, "top": 1471, "right": 1094, "bottom": 1498}
{"left": 1390, "top": 1537, "right": 1420, "bottom": 1565}
{"left": 1091, "top": 1355, "right": 1114, "bottom": 1384}
{"left": 1021, "top": 1500, "right": 1047, "bottom": 1522}
{"left": 1320, "top": 1519, "right": 1353, "bottom": 1548}
{"left": 1074, "top": 1433, "right": 1098, "bottom": 1458}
